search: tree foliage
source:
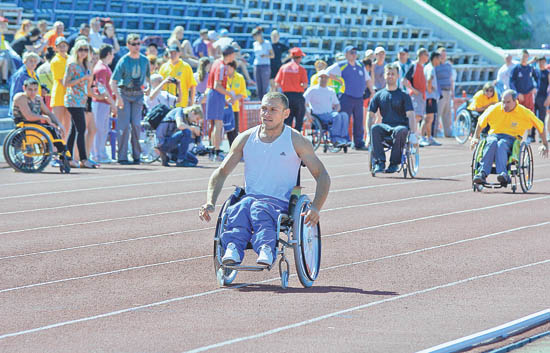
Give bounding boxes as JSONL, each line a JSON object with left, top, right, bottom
{"left": 425, "top": 0, "right": 531, "bottom": 48}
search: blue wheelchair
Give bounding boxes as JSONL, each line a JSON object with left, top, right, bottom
{"left": 213, "top": 186, "right": 322, "bottom": 289}
{"left": 368, "top": 131, "right": 420, "bottom": 178}
{"left": 308, "top": 113, "right": 350, "bottom": 154}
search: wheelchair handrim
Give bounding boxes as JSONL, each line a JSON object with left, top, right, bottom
{"left": 4, "top": 127, "right": 53, "bottom": 173}
{"left": 454, "top": 112, "right": 471, "bottom": 144}
{"left": 519, "top": 144, "right": 534, "bottom": 192}
{"left": 299, "top": 203, "right": 321, "bottom": 281}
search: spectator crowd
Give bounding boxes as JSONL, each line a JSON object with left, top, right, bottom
{"left": 1, "top": 15, "right": 549, "bottom": 171}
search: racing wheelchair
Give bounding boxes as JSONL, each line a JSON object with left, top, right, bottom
{"left": 3, "top": 122, "right": 71, "bottom": 173}
{"left": 303, "top": 114, "right": 349, "bottom": 153}
{"left": 213, "top": 186, "right": 322, "bottom": 289}
{"left": 471, "top": 135, "right": 534, "bottom": 193}
{"left": 368, "top": 131, "right": 420, "bottom": 178}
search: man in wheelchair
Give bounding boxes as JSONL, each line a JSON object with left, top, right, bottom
{"left": 303, "top": 69, "right": 351, "bottom": 146}
{"left": 367, "top": 63, "right": 419, "bottom": 174}
{"left": 12, "top": 78, "right": 65, "bottom": 151}
{"left": 155, "top": 104, "right": 203, "bottom": 167}
{"left": 199, "top": 92, "right": 330, "bottom": 266}
{"left": 471, "top": 89, "right": 548, "bottom": 186}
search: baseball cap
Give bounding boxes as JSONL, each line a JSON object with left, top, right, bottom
{"left": 55, "top": 36, "right": 69, "bottom": 46}
{"left": 221, "top": 45, "right": 236, "bottom": 56}
{"left": 398, "top": 47, "right": 409, "bottom": 53}
{"left": 168, "top": 44, "right": 180, "bottom": 52}
{"left": 289, "top": 47, "right": 305, "bottom": 57}
{"left": 219, "top": 28, "right": 229, "bottom": 36}
{"left": 374, "top": 46, "right": 385, "bottom": 54}
{"left": 318, "top": 69, "right": 329, "bottom": 77}
{"left": 343, "top": 46, "right": 357, "bottom": 54}
{"left": 364, "top": 49, "right": 374, "bottom": 57}
{"left": 199, "top": 28, "right": 208, "bottom": 34}
{"left": 207, "top": 30, "right": 219, "bottom": 41}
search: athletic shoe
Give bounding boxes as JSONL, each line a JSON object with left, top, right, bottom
{"left": 216, "top": 152, "right": 226, "bottom": 162}
{"left": 473, "top": 172, "right": 487, "bottom": 184}
{"left": 176, "top": 160, "right": 196, "bottom": 167}
{"left": 118, "top": 160, "right": 132, "bottom": 165}
{"left": 98, "top": 158, "right": 113, "bottom": 164}
{"left": 222, "top": 243, "right": 241, "bottom": 265}
{"left": 385, "top": 164, "right": 399, "bottom": 173}
{"left": 497, "top": 172, "right": 511, "bottom": 187}
{"left": 131, "top": 159, "right": 141, "bottom": 165}
{"left": 373, "top": 162, "right": 385, "bottom": 175}
{"left": 419, "top": 137, "right": 430, "bottom": 147}
{"left": 354, "top": 145, "right": 369, "bottom": 151}
{"left": 159, "top": 150, "right": 169, "bottom": 167}
{"left": 428, "top": 137, "right": 442, "bottom": 146}
{"left": 256, "top": 244, "right": 273, "bottom": 266}
{"left": 51, "top": 159, "right": 60, "bottom": 167}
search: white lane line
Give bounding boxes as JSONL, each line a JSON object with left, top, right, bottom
{"left": 0, "top": 227, "right": 215, "bottom": 261}
{"left": 0, "top": 171, "right": 473, "bottom": 235}
{"left": 184, "top": 258, "right": 550, "bottom": 353}
{"left": 0, "top": 187, "right": 472, "bottom": 260}
{"left": 0, "top": 162, "right": 469, "bottom": 216}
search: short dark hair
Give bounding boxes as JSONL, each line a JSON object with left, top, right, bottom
{"left": 227, "top": 61, "right": 237, "bottom": 69}
{"left": 29, "top": 27, "right": 41, "bottom": 38}
{"left": 99, "top": 44, "right": 113, "bottom": 59}
{"left": 430, "top": 51, "right": 440, "bottom": 62}
{"left": 502, "top": 89, "right": 517, "bottom": 101}
{"left": 23, "top": 78, "right": 39, "bottom": 87}
{"left": 384, "top": 63, "right": 400, "bottom": 73}
{"left": 522, "top": 49, "right": 529, "bottom": 55}
{"left": 262, "top": 91, "right": 289, "bottom": 109}
{"left": 79, "top": 23, "right": 90, "bottom": 30}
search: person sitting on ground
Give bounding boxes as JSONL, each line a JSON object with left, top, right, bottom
{"left": 303, "top": 69, "right": 350, "bottom": 146}
{"left": 145, "top": 73, "right": 182, "bottom": 111}
{"left": 367, "top": 63, "right": 419, "bottom": 174}
{"left": 471, "top": 89, "right": 548, "bottom": 186}
{"left": 468, "top": 82, "right": 498, "bottom": 115}
{"left": 155, "top": 104, "right": 203, "bottom": 167}
{"left": 198, "top": 92, "right": 330, "bottom": 267}
{"left": 12, "top": 78, "right": 65, "bottom": 152}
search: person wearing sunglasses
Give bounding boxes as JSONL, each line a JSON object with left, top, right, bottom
{"left": 110, "top": 33, "right": 151, "bottom": 165}
{"left": 467, "top": 82, "right": 498, "bottom": 114}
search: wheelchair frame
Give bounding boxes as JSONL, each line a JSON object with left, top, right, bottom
{"left": 213, "top": 187, "right": 322, "bottom": 289}
{"left": 310, "top": 113, "right": 349, "bottom": 154}
{"left": 139, "top": 122, "right": 160, "bottom": 164}
{"left": 3, "top": 122, "right": 71, "bottom": 173}
{"left": 471, "top": 135, "right": 534, "bottom": 193}
{"left": 368, "top": 131, "right": 419, "bottom": 178}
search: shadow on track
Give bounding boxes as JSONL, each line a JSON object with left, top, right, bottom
{"left": 235, "top": 284, "right": 399, "bottom": 295}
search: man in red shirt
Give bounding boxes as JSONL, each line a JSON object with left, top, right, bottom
{"left": 275, "top": 47, "right": 308, "bottom": 131}
{"left": 205, "top": 45, "right": 237, "bottom": 161}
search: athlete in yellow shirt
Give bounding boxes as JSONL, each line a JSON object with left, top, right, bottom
{"left": 471, "top": 89, "right": 548, "bottom": 185}
{"left": 50, "top": 36, "right": 71, "bottom": 140}
{"left": 467, "top": 83, "right": 498, "bottom": 112}
{"left": 159, "top": 45, "right": 197, "bottom": 108}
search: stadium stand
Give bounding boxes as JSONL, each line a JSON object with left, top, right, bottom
{"left": 0, "top": 0, "right": 501, "bottom": 146}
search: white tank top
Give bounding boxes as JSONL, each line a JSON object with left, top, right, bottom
{"left": 243, "top": 125, "right": 301, "bottom": 202}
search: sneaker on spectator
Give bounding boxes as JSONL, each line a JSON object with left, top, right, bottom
{"left": 98, "top": 158, "right": 113, "bottom": 164}
{"left": 222, "top": 243, "right": 241, "bottom": 265}
{"left": 216, "top": 152, "right": 226, "bottom": 162}
{"left": 256, "top": 244, "right": 273, "bottom": 266}
{"left": 51, "top": 159, "right": 60, "bottom": 167}
{"left": 428, "top": 137, "right": 442, "bottom": 146}
{"left": 419, "top": 137, "right": 430, "bottom": 147}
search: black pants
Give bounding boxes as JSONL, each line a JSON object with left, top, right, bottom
{"left": 371, "top": 124, "right": 408, "bottom": 165}
{"left": 283, "top": 92, "right": 305, "bottom": 132}
{"left": 227, "top": 111, "right": 240, "bottom": 147}
{"left": 531, "top": 95, "right": 547, "bottom": 138}
{"left": 67, "top": 107, "right": 87, "bottom": 161}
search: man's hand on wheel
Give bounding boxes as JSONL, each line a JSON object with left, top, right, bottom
{"left": 470, "top": 137, "right": 479, "bottom": 151}
{"left": 539, "top": 145, "right": 548, "bottom": 158}
{"left": 199, "top": 203, "right": 215, "bottom": 222}
{"left": 302, "top": 205, "right": 320, "bottom": 227}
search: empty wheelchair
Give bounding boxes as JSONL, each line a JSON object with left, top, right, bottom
{"left": 139, "top": 122, "right": 160, "bottom": 164}
{"left": 3, "top": 122, "right": 71, "bottom": 173}
{"left": 471, "top": 135, "right": 533, "bottom": 193}
{"left": 368, "top": 131, "right": 419, "bottom": 178}
{"left": 213, "top": 186, "right": 322, "bottom": 289}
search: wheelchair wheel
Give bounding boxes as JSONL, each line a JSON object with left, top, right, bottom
{"left": 406, "top": 142, "right": 419, "bottom": 178}
{"left": 3, "top": 127, "right": 53, "bottom": 173}
{"left": 140, "top": 130, "right": 160, "bottom": 164}
{"left": 303, "top": 115, "right": 322, "bottom": 151}
{"left": 454, "top": 110, "right": 471, "bottom": 144}
{"left": 60, "top": 153, "right": 71, "bottom": 174}
{"left": 213, "top": 198, "right": 238, "bottom": 286}
{"left": 518, "top": 143, "right": 534, "bottom": 193}
{"left": 291, "top": 195, "right": 321, "bottom": 288}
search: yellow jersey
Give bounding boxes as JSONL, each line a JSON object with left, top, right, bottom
{"left": 468, "top": 90, "right": 498, "bottom": 111}
{"left": 226, "top": 72, "right": 247, "bottom": 112}
{"left": 478, "top": 102, "right": 544, "bottom": 137}
{"left": 50, "top": 53, "right": 67, "bottom": 107}
{"left": 159, "top": 59, "right": 197, "bottom": 108}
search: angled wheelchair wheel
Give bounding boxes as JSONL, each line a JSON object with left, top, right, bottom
{"left": 303, "top": 115, "right": 322, "bottom": 151}
{"left": 518, "top": 143, "right": 534, "bottom": 193}
{"left": 213, "top": 198, "right": 238, "bottom": 286}
{"left": 291, "top": 195, "right": 321, "bottom": 288}
{"left": 140, "top": 130, "right": 160, "bottom": 164}
{"left": 406, "top": 142, "right": 419, "bottom": 178}
{"left": 3, "top": 127, "right": 53, "bottom": 173}
{"left": 454, "top": 110, "right": 471, "bottom": 144}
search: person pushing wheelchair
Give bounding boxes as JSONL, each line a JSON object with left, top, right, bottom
{"left": 199, "top": 92, "right": 330, "bottom": 266}
{"left": 471, "top": 89, "right": 548, "bottom": 186}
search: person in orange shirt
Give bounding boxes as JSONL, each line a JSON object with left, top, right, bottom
{"left": 274, "top": 47, "right": 308, "bottom": 131}
{"left": 471, "top": 89, "right": 548, "bottom": 186}
{"left": 44, "top": 21, "right": 64, "bottom": 51}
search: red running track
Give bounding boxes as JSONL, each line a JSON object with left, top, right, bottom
{"left": 0, "top": 138, "right": 549, "bottom": 353}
